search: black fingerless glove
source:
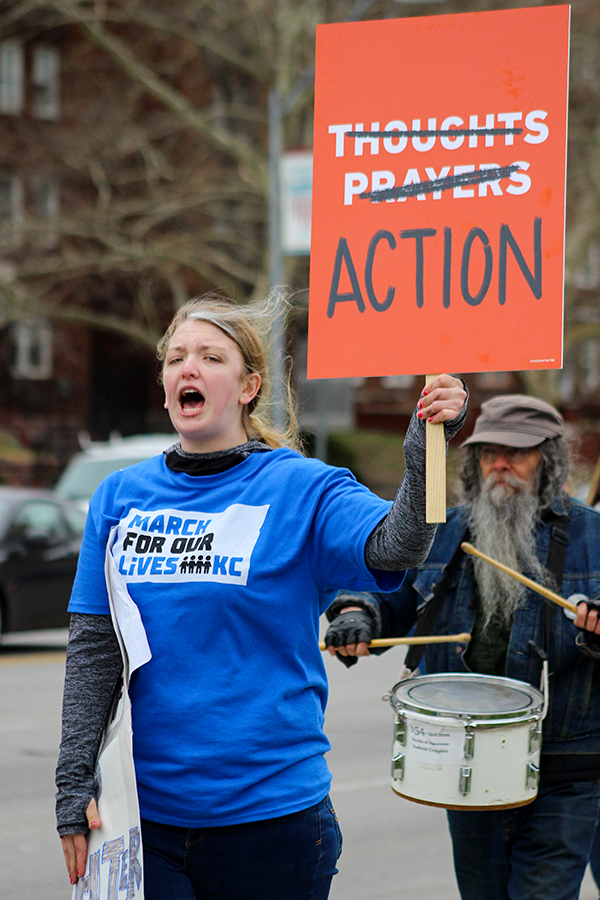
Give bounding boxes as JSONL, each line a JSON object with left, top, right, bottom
{"left": 575, "top": 596, "right": 600, "bottom": 650}
{"left": 325, "top": 609, "right": 374, "bottom": 668}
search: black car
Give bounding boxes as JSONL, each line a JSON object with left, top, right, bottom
{"left": 0, "top": 486, "right": 87, "bottom": 636}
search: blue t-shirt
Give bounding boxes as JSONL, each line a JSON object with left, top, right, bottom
{"left": 69, "top": 448, "right": 402, "bottom": 827}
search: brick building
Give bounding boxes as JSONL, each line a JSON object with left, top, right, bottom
{"left": 0, "top": 5, "right": 599, "bottom": 488}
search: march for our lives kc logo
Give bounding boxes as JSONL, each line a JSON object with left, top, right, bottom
{"left": 114, "top": 504, "right": 269, "bottom": 585}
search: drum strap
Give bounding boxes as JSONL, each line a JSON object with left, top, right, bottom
{"left": 403, "top": 529, "right": 469, "bottom": 673}
{"left": 542, "top": 505, "right": 570, "bottom": 656}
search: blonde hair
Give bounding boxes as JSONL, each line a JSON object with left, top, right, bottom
{"left": 157, "top": 292, "right": 303, "bottom": 452}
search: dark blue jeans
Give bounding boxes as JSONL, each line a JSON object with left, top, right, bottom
{"left": 141, "top": 796, "right": 342, "bottom": 900}
{"left": 447, "top": 779, "right": 600, "bottom": 900}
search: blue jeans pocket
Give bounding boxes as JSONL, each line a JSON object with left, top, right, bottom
{"left": 323, "top": 795, "right": 343, "bottom": 860}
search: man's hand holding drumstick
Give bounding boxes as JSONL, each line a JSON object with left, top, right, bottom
{"left": 460, "top": 542, "right": 600, "bottom": 645}
{"left": 574, "top": 598, "right": 600, "bottom": 638}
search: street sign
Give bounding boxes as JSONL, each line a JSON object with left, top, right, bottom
{"left": 281, "top": 150, "right": 313, "bottom": 255}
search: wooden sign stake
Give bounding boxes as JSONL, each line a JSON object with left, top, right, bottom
{"left": 426, "top": 374, "right": 446, "bottom": 523}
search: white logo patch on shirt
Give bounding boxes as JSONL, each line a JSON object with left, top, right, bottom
{"left": 114, "top": 504, "right": 269, "bottom": 584}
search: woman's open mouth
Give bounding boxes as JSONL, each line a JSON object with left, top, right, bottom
{"left": 179, "top": 388, "right": 205, "bottom": 411}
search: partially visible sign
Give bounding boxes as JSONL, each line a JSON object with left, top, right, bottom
{"left": 307, "top": 6, "right": 570, "bottom": 379}
{"left": 281, "top": 150, "right": 313, "bottom": 255}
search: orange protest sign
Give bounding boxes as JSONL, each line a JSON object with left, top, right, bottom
{"left": 307, "top": 5, "right": 570, "bottom": 379}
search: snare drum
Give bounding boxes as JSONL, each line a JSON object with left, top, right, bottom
{"left": 390, "top": 673, "right": 544, "bottom": 810}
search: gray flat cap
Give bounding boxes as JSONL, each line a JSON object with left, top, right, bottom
{"left": 461, "top": 394, "right": 564, "bottom": 449}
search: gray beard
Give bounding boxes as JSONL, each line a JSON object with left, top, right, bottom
{"left": 466, "top": 472, "right": 546, "bottom": 630}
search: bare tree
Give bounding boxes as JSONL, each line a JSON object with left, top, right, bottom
{"left": 0, "top": 0, "right": 359, "bottom": 347}
{"left": 0, "top": 0, "right": 598, "bottom": 402}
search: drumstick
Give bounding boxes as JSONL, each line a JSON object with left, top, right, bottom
{"left": 319, "top": 633, "right": 471, "bottom": 651}
{"left": 461, "top": 542, "right": 578, "bottom": 614}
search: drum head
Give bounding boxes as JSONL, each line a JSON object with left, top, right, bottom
{"left": 392, "top": 673, "right": 543, "bottom": 720}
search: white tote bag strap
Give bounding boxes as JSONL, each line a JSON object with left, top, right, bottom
{"left": 72, "top": 528, "right": 151, "bottom": 900}
{"left": 104, "top": 526, "right": 152, "bottom": 682}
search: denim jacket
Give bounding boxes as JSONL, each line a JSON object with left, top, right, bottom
{"left": 372, "top": 495, "right": 600, "bottom": 760}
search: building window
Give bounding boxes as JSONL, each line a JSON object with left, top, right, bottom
{"left": 581, "top": 339, "right": 600, "bottom": 393}
{"left": 381, "top": 375, "right": 417, "bottom": 389}
{"left": 475, "top": 371, "right": 514, "bottom": 391}
{"left": 0, "top": 40, "right": 24, "bottom": 114}
{"left": 31, "top": 44, "right": 59, "bottom": 120}
{"left": 11, "top": 319, "right": 53, "bottom": 380}
{"left": 574, "top": 242, "right": 600, "bottom": 291}
{"left": 0, "top": 174, "right": 24, "bottom": 246}
{"left": 32, "top": 176, "right": 60, "bottom": 248}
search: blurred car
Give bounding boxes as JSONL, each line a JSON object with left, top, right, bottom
{"left": 0, "top": 487, "right": 88, "bottom": 636}
{"left": 54, "top": 433, "right": 177, "bottom": 511}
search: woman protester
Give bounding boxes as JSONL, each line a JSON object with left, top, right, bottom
{"left": 55, "top": 292, "right": 467, "bottom": 900}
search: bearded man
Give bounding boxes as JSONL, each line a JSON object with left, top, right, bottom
{"left": 325, "top": 394, "right": 600, "bottom": 900}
